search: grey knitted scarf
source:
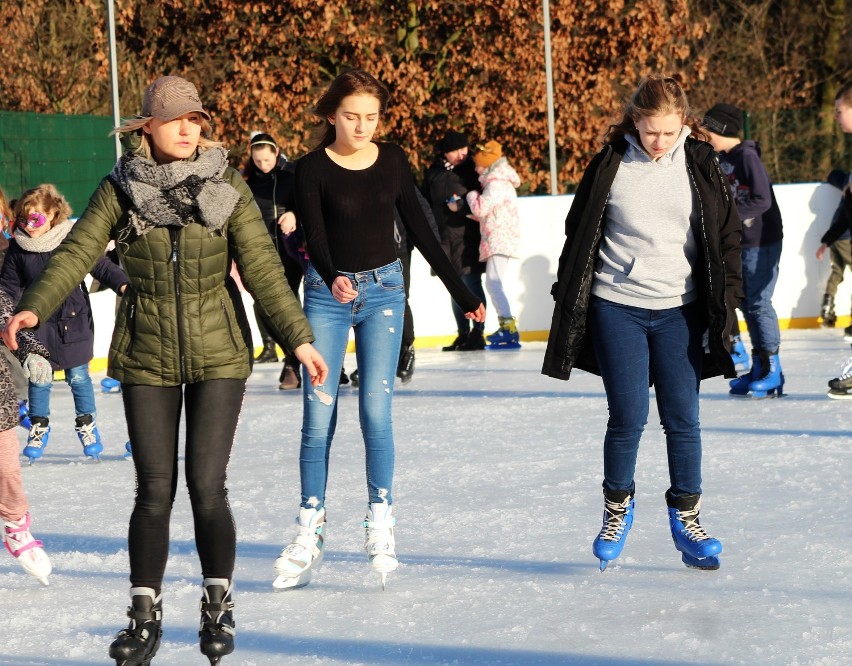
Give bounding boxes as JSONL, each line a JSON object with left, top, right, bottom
{"left": 13, "top": 218, "right": 75, "bottom": 253}
{"left": 109, "top": 146, "right": 240, "bottom": 240}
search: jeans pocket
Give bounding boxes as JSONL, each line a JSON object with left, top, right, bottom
{"left": 304, "top": 265, "right": 325, "bottom": 289}
{"left": 377, "top": 271, "right": 404, "bottom": 291}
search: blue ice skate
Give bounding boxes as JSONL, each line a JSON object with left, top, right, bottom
{"left": 729, "top": 350, "right": 760, "bottom": 396}
{"left": 18, "top": 400, "right": 31, "bottom": 430}
{"left": 75, "top": 414, "right": 103, "bottom": 460}
{"left": 667, "top": 493, "right": 722, "bottom": 571}
{"left": 124, "top": 440, "right": 133, "bottom": 458}
{"left": 730, "top": 336, "right": 749, "bottom": 371}
{"left": 592, "top": 489, "right": 634, "bottom": 571}
{"left": 748, "top": 353, "right": 784, "bottom": 399}
{"left": 486, "top": 317, "right": 521, "bottom": 350}
{"left": 101, "top": 377, "right": 121, "bottom": 393}
{"left": 23, "top": 417, "right": 50, "bottom": 464}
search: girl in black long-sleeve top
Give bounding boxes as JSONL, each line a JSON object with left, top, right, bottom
{"left": 273, "top": 69, "right": 484, "bottom": 590}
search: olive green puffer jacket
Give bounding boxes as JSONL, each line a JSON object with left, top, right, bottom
{"left": 17, "top": 167, "right": 314, "bottom": 386}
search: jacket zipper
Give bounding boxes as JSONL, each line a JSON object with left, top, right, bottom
{"left": 127, "top": 299, "right": 136, "bottom": 354}
{"left": 170, "top": 227, "right": 186, "bottom": 383}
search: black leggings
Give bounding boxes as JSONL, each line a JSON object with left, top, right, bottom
{"left": 122, "top": 379, "right": 246, "bottom": 589}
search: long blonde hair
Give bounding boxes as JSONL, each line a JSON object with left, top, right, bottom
{"left": 605, "top": 75, "right": 707, "bottom": 144}
{"left": 111, "top": 116, "right": 222, "bottom": 161}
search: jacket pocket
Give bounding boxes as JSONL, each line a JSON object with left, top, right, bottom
{"left": 220, "top": 298, "right": 240, "bottom": 352}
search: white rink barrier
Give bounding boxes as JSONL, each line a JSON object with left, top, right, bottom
{"left": 86, "top": 182, "right": 845, "bottom": 364}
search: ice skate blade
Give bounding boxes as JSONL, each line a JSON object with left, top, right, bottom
{"left": 827, "top": 390, "right": 852, "bottom": 400}
{"left": 750, "top": 388, "right": 785, "bottom": 399}
{"left": 598, "top": 559, "right": 610, "bottom": 572}
{"left": 486, "top": 343, "right": 522, "bottom": 351}
{"left": 681, "top": 552, "right": 721, "bottom": 570}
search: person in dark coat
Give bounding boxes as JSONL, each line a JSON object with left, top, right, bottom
{"left": 0, "top": 184, "right": 128, "bottom": 462}
{"left": 243, "top": 132, "right": 306, "bottom": 388}
{"left": 422, "top": 130, "right": 488, "bottom": 350}
{"left": 702, "top": 103, "right": 785, "bottom": 398}
{"left": 542, "top": 75, "right": 742, "bottom": 572}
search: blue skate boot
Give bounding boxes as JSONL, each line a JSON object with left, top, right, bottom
{"left": 730, "top": 336, "right": 749, "bottom": 372}
{"left": 101, "top": 377, "right": 121, "bottom": 394}
{"left": 729, "top": 351, "right": 760, "bottom": 396}
{"left": 124, "top": 441, "right": 133, "bottom": 458}
{"left": 666, "top": 492, "right": 722, "bottom": 570}
{"left": 18, "top": 400, "right": 31, "bottom": 430}
{"left": 75, "top": 414, "right": 103, "bottom": 460}
{"left": 592, "top": 489, "right": 634, "bottom": 571}
{"left": 23, "top": 417, "right": 50, "bottom": 464}
{"left": 748, "top": 351, "right": 784, "bottom": 399}
{"left": 486, "top": 317, "right": 521, "bottom": 350}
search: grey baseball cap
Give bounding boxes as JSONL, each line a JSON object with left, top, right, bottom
{"left": 141, "top": 76, "right": 211, "bottom": 122}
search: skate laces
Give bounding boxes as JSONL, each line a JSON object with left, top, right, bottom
{"left": 76, "top": 421, "right": 98, "bottom": 444}
{"left": 364, "top": 515, "right": 396, "bottom": 556}
{"left": 27, "top": 423, "right": 49, "bottom": 447}
{"left": 281, "top": 511, "right": 324, "bottom": 560}
{"left": 675, "top": 506, "right": 713, "bottom": 542}
{"left": 598, "top": 497, "right": 631, "bottom": 542}
{"left": 3, "top": 513, "right": 44, "bottom": 558}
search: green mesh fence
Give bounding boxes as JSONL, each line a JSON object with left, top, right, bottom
{"left": 0, "top": 111, "right": 116, "bottom": 216}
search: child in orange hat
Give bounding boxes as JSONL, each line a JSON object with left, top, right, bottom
{"left": 466, "top": 140, "right": 522, "bottom": 348}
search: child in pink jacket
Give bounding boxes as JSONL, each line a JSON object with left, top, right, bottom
{"left": 466, "top": 140, "right": 522, "bottom": 348}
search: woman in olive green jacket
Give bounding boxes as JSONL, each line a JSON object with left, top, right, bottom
{"left": 2, "top": 76, "right": 328, "bottom": 666}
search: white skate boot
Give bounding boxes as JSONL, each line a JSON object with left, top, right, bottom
{"left": 272, "top": 507, "right": 326, "bottom": 590}
{"left": 3, "top": 512, "right": 51, "bottom": 585}
{"left": 363, "top": 502, "right": 398, "bottom": 589}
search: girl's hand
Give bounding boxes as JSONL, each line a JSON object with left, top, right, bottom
{"left": 816, "top": 243, "right": 828, "bottom": 261}
{"left": 293, "top": 343, "right": 329, "bottom": 387}
{"left": 278, "top": 211, "right": 297, "bottom": 235}
{"left": 1, "top": 310, "right": 39, "bottom": 350}
{"left": 465, "top": 304, "right": 486, "bottom": 323}
{"left": 331, "top": 275, "right": 358, "bottom": 303}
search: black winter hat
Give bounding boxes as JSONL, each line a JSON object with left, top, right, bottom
{"left": 702, "top": 103, "right": 743, "bottom": 137}
{"left": 438, "top": 130, "right": 469, "bottom": 153}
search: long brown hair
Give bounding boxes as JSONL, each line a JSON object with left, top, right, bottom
{"left": 605, "top": 75, "right": 707, "bottom": 145}
{"left": 311, "top": 69, "right": 390, "bottom": 149}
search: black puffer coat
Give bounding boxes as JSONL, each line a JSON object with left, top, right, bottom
{"left": 542, "top": 138, "right": 743, "bottom": 382}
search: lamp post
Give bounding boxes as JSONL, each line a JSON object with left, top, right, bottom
{"left": 543, "top": 0, "right": 558, "bottom": 194}
{"left": 106, "top": 0, "right": 121, "bottom": 160}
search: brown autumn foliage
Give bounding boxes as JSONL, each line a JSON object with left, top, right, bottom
{"left": 0, "top": 0, "right": 849, "bottom": 191}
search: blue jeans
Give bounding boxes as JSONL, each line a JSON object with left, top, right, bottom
{"left": 28, "top": 363, "right": 96, "bottom": 419}
{"left": 590, "top": 297, "right": 704, "bottom": 497}
{"left": 741, "top": 241, "right": 782, "bottom": 353}
{"left": 452, "top": 272, "right": 486, "bottom": 334}
{"left": 300, "top": 260, "right": 405, "bottom": 508}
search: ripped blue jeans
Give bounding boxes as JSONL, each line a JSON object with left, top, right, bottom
{"left": 300, "top": 260, "right": 405, "bottom": 508}
{"left": 28, "top": 363, "right": 96, "bottom": 420}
